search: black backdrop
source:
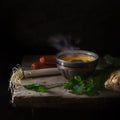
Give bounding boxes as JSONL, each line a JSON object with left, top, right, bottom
{"left": 1, "top": 0, "right": 118, "bottom": 55}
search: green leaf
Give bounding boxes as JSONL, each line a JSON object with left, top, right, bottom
{"left": 74, "top": 75, "right": 82, "bottom": 82}
{"left": 37, "top": 86, "right": 47, "bottom": 92}
{"left": 86, "top": 79, "right": 96, "bottom": 91}
{"left": 104, "top": 54, "right": 120, "bottom": 67}
{"left": 71, "top": 85, "right": 85, "bottom": 95}
{"left": 64, "top": 81, "right": 74, "bottom": 89}
{"left": 86, "top": 89, "right": 99, "bottom": 96}
{"left": 23, "top": 83, "right": 47, "bottom": 93}
{"left": 71, "top": 59, "right": 84, "bottom": 63}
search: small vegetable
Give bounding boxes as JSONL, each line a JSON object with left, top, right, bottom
{"left": 31, "top": 62, "right": 57, "bottom": 69}
{"left": 31, "top": 62, "right": 40, "bottom": 69}
{"left": 31, "top": 55, "right": 57, "bottom": 70}
{"left": 39, "top": 56, "right": 57, "bottom": 65}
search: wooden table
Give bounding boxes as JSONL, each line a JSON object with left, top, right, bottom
{"left": 10, "top": 55, "right": 120, "bottom": 110}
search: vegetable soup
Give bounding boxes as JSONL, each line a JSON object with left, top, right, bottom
{"left": 61, "top": 55, "right": 95, "bottom": 63}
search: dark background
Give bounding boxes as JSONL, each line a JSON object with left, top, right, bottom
{"left": 0, "top": 0, "right": 120, "bottom": 120}
{"left": 1, "top": 0, "right": 119, "bottom": 55}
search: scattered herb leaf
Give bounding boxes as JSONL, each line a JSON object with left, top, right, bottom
{"left": 24, "top": 83, "right": 47, "bottom": 93}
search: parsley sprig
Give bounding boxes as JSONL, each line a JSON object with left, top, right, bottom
{"left": 24, "top": 83, "right": 47, "bottom": 93}
{"left": 64, "top": 75, "right": 104, "bottom": 96}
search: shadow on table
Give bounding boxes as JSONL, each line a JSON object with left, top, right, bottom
{"left": 1, "top": 97, "right": 120, "bottom": 120}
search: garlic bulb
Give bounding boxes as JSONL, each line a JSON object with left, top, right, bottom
{"left": 105, "top": 70, "right": 120, "bottom": 92}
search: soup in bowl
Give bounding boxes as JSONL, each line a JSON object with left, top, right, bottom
{"left": 56, "top": 50, "right": 99, "bottom": 80}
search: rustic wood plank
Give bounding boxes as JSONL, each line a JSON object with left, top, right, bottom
{"left": 11, "top": 55, "right": 120, "bottom": 108}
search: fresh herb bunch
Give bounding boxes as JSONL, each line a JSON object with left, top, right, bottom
{"left": 64, "top": 75, "right": 105, "bottom": 96}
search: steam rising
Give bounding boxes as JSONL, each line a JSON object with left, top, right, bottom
{"left": 48, "top": 34, "right": 81, "bottom": 51}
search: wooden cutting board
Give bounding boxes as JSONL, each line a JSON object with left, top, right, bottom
{"left": 11, "top": 55, "right": 120, "bottom": 108}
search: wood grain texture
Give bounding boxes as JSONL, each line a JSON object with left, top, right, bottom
{"left": 11, "top": 55, "right": 120, "bottom": 108}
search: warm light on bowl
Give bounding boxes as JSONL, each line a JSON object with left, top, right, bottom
{"left": 56, "top": 50, "right": 99, "bottom": 80}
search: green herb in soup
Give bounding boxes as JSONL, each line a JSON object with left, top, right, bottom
{"left": 71, "top": 59, "right": 84, "bottom": 63}
{"left": 62, "top": 55, "right": 95, "bottom": 63}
